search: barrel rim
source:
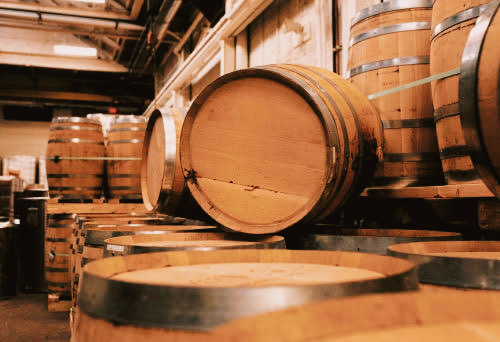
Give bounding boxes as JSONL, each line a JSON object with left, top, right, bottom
{"left": 78, "top": 249, "right": 418, "bottom": 330}
{"left": 388, "top": 240, "right": 500, "bottom": 289}
{"left": 179, "top": 66, "right": 340, "bottom": 233}
{"left": 141, "top": 108, "right": 185, "bottom": 213}
{"left": 459, "top": 0, "right": 500, "bottom": 198}
{"left": 431, "top": 4, "right": 488, "bottom": 40}
{"left": 51, "top": 117, "right": 102, "bottom": 125}
{"left": 351, "top": 0, "right": 432, "bottom": 26}
{"left": 104, "top": 232, "right": 286, "bottom": 255}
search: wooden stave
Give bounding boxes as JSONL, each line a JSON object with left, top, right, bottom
{"left": 180, "top": 65, "right": 382, "bottom": 234}
{"left": 71, "top": 223, "right": 218, "bottom": 314}
{"left": 73, "top": 290, "right": 500, "bottom": 342}
{"left": 45, "top": 117, "right": 105, "bottom": 199}
{"left": 460, "top": 0, "right": 500, "bottom": 198}
{"left": 387, "top": 240, "right": 500, "bottom": 289}
{"left": 46, "top": 213, "right": 76, "bottom": 297}
{"left": 106, "top": 115, "right": 147, "bottom": 200}
{"left": 141, "top": 107, "right": 187, "bottom": 213}
{"left": 76, "top": 249, "right": 417, "bottom": 331}
{"left": 348, "top": 2, "right": 443, "bottom": 188}
{"left": 285, "top": 228, "right": 462, "bottom": 254}
{"left": 430, "top": 0, "right": 490, "bottom": 184}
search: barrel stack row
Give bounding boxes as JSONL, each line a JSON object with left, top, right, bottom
{"left": 45, "top": 115, "right": 147, "bottom": 201}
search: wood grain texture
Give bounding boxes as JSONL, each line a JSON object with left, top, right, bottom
{"left": 349, "top": 6, "right": 442, "bottom": 187}
{"left": 105, "top": 116, "right": 146, "bottom": 199}
{"left": 180, "top": 65, "right": 382, "bottom": 233}
{"left": 45, "top": 118, "right": 105, "bottom": 199}
{"left": 430, "top": 0, "right": 490, "bottom": 185}
{"left": 73, "top": 288, "right": 500, "bottom": 342}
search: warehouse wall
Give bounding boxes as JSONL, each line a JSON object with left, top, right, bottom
{"left": 0, "top": 107, "right": 50, "bottom": 157}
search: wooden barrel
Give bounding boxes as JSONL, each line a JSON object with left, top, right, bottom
{"left": 46, "top": 213, "right": 76, "bottom": 297}
{"left": 73, "top": 249, "right": 416, "bottom": 340}
{"left": 45, "top": 117, "right": 105, "bottom": 199}
{"left": 71, "top": 223, "right": 218, "bottom": 312}
{"left": 285, "top": 228, "right": 461, "bottom": 254}
{"left": 430, "top": 0, "right": 490, "bottom": 184}
{"left": 388, "top": 240, "right": 500, "bottom": 290}
{"left": 106, "top": 115, "right": 147, "bottom": 200}
{"left": 141, "top": 107, "right": 209, "bottom": 221}
{"left": 73, "top": 289, "right": 500, "bottom": 341}
{"left": 355, "top": 0, "right": 381, "bottom": 13}
{"left": 103, "top": 232, "right": 285, "bottom": 257}
{"left": 460, "top": 0, "right": 500, "bottom": 198}
{"left": 348, "top": 0, "right": 443, "bottom": 187}
{"left": 180, "top": 65, "right": 383, "bottom": 234}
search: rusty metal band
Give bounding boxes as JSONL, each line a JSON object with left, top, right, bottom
{"left": 78, "top": 250, "right": 418, "bottom": 330}
{"left": 107, "top": 139, "right": 143, "bottom": 145}
{"left": 266, "top": 65, "right": 349, "bottom": 205}
{"left": 45, "top": 267, "right": 69, "bottom": 272}
{"left": 348, "top": 56, "right": 429, "bottom": 78}
{"left": 108, "top": 127, "right": 146, "bottom": 133}
{"left": 293, "top": 65, "right": 373, "bottom": 216}
{"left": 47, "top": 174, "right": 103, "bottom": 178}
{"left": 439, "top": 145, "right": 470, "bottom": 160}
{"left": 49, "top": 186, "right": 101, "bottom": 191}
{"left": 52, "top": 117, "right": 101, "bottom": 125}
{"left": 108, "top": 186, "right": 142, "bottom": 191}
{"left": 431, "top": 4, "right": 488, "bottom": 40}
{"left": 287, "top": 229, "right": 461, "bottom": 255}
{"left": 350, "top": 22, "right": 430, "bottom": 47}
{"left": 459, "top": 0, "right": 500, "bottom": 197}
{"left": 388, "top": 241, "right": 500, "bottom": 289}
{"left": 351, "top": 0, "right": 432, "bottom": 26}
{"left": 383, "top": 152, "right": 440, "bottom": 162}
{"left": 108, "top": 174, "right": 141, "bottom": 178}
{"left": 45, "top": 237, "right": 70, "bottom": 243}
{"left": 48, "top": 139, "right": 104, "bottom": 145}
{"left": 433, "top": 103, "right": 460, "bottom": 123}
{"left": 382, "top": 118, "right": 434, "bottom": 129}
{"left": 50, "top": 125, "right": 102, "bottom": 132}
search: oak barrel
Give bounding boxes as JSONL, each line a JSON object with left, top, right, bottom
{"left": 388, "top": 240, "right": 500, "bottom": 289}
{"left": 286, "top": 228, "right": 461, "bottom": 254}
{"left": 73, "top": 249, "right": 416, "bottom": 340}
{"left": 180, "top": 64, "right": 383, "bottom": 234}
{"left": 73, "top": 290, "right": 500, "bottom": 341}
{"left": 45, "top": 117, "right": 105, "bottom": 199}
{"left": 105, "top": 115, "right": 147, "bottom": 200}
{"left": 348, "top": 0, "right": 443, "bottom": 187}
{"left": 460, "top": 0, "right": 500, "bottom": 198}
{"left": 46, "top": 213, "right": 76, "bottom": 297}
{"left": 430, "top": 0, "right": 490, "bottom": 184}
{"left": 103, "top": 232, "right": 285, "bottom": 257}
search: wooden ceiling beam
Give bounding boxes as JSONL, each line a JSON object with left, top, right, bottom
{"left": 0, "top": 88, "right": 114, "bottom": 103}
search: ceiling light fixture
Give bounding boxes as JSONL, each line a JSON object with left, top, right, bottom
{"left": 53, "top": 45, "right": 97, "bottom": 57}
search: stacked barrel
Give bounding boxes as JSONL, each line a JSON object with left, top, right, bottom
{"left": 105, "top": 115, "right": 147, "bottom": 201}
{"left": 45, "top": 117, "right": 105, "bottom": 200}
{"left": 348, "top": 0, "right": 442, "bottom": 187}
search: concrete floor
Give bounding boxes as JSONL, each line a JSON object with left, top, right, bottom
{"left": 0, "top": 293, "right": 70, "bottom": 341}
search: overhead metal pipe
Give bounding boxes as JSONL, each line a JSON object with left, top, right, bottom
{"left": 0, "top": 7, "right": 144, "bottom": 31}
